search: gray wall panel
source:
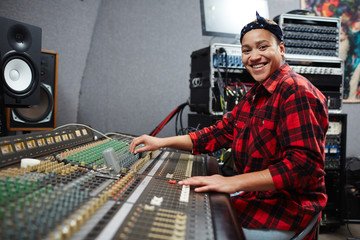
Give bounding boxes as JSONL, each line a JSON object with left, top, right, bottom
{"left": 78, "top": 0, "right": 204, "bottom": 137}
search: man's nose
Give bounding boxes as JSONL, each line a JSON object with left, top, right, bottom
{"left": 249, "top": 51, "right": 261, "bottom": 61}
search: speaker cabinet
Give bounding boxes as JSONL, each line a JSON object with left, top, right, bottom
{"left": 0, "top": 108, "right": 7, "bottom": 137}
{"left": 0, "top": 16, "right": 42, "bottom": 106}
{"left": 6, "top": 50, "right": 58, "bottom": 131}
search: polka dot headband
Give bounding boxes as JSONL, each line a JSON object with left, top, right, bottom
{"left": 240, "top": 11, "right": 284, "bottom": 42}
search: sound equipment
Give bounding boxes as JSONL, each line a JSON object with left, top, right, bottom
{"left": 321, "top": 113, "right": 347, "bottom": 231}
{"left": 0, "top": 16, "right": 42, "bottom": 106}
{"left": 188, "top": 113, "right": 222, "bottom": 130}
{"left": 0, "top": 126, "right": 94, "bottom": 168}
{"left": 0, "top": 108, "right": 7, "bottom": 137}
{"left": 6, "top": 50, "right": 58, "bottom": 131}
{"left": 189, "top": 43, "right": 254, "bottom": 115}
{"left": 276, "top": 13, "right": 343, "bottom": 112}
{"left": 286, "top": 56, "right": 343, "bottom": 112}
{"left": 278, "top": 14, "right": 341, "bottom": 58}
{"left": 0, "top": 127, "right": 244, "bottom": 240}
{"left": 345, "top": 157, "right": 360, "bottom": 223}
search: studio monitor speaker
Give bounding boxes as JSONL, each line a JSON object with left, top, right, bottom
{"left": 6, "top": 50, "right": 58, "bottom": 131}
{"left": 0, "top": 16, "right": 42, "bottom": 106}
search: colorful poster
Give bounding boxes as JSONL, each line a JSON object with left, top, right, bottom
{"left": 302, "top": 0, "right": 360, "bottom": 101}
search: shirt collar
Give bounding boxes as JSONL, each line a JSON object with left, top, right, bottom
{"left": 260, "top": 63, "right": 289, "bottom": 94}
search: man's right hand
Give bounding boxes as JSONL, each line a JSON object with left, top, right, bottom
{"left": 129, "top": 134, "right": 162, "bottom": 154}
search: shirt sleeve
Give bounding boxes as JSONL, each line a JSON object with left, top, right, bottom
{"left": 189, "top": 109, "right": 237, "bottom": 155}
{"left": 269, "top": 85, "right": 328, "bottom": 191}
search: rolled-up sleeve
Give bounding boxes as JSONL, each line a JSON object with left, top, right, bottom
{"left": 189, "top": 110, "right": 236, "bottom": 155}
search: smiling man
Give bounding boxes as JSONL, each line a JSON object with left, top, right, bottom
{"left": 241, "top": 26, "right": 285, "bottom": 83}
{"left": 130, "top": 12, "right": 329, "bottom": 239}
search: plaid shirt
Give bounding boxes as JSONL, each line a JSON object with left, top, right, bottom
{"left": 189, "top": 63, "right": 328, "bottom": 237}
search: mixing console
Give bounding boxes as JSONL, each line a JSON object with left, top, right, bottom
{"left": 0, "top": 126, "right": 243, "bottom": 240}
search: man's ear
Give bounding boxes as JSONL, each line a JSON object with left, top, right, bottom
{"left": 279, "top": 41, "right": 285, "bottom": 57}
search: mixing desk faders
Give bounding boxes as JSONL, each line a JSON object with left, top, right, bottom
{"left": 0, "top": 126, "right": 243, "bottom": 240}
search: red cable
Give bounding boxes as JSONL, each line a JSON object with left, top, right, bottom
{"left": 149, "top": 102, "right": 188, "bottom": 136}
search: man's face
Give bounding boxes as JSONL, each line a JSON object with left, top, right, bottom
{"left": 241, "top": 29, "right": 285, "bottom": 83}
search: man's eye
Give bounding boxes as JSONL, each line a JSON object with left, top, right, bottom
{"left": 259, "top": 45, "right": 268, "bottom": 50}
{"left": 242, "top": 49, "right": 250, "bottom": 53}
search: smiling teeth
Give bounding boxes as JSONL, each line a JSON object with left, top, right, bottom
{"left": 253, "top": 64, "right": 265, "bottom": 68}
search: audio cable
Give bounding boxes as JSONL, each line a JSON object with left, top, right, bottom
{"left": 149, "top": 102, "right": 189, "bottom": 137}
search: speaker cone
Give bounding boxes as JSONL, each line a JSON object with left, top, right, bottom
{"left": 13, "top": 84, "right": 53, "bottom": 123}
{"left": 3, "top": 57, "right": 33, "bottom": 93}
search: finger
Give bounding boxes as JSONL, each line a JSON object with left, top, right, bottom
{"left": 129, "top": 138, "right": 139, "bottom": 153}
{"left": 129, "top": 140, "right": 135, "bottom": 153}
{"left": 178, "top": 178, "right": 193, "bottom": 185}
{"left": 194, "top": 185, "right": 211, "bottom": 192}
{"left": 134, "top": 145, "right": 150, "bottom": 154}
{"left": 130, "top": 137, "right": 145, "bottom": 153}
{"left": 179, "top": 176, "right": 206, "bottom": 186}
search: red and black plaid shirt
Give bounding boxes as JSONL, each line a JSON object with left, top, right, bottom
{"left": 189, "top": 63, "right": 328, "bottom": 237}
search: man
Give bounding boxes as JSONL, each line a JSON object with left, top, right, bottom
{"left": 130, "top": 12, "right": 328, "bottom": 239}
